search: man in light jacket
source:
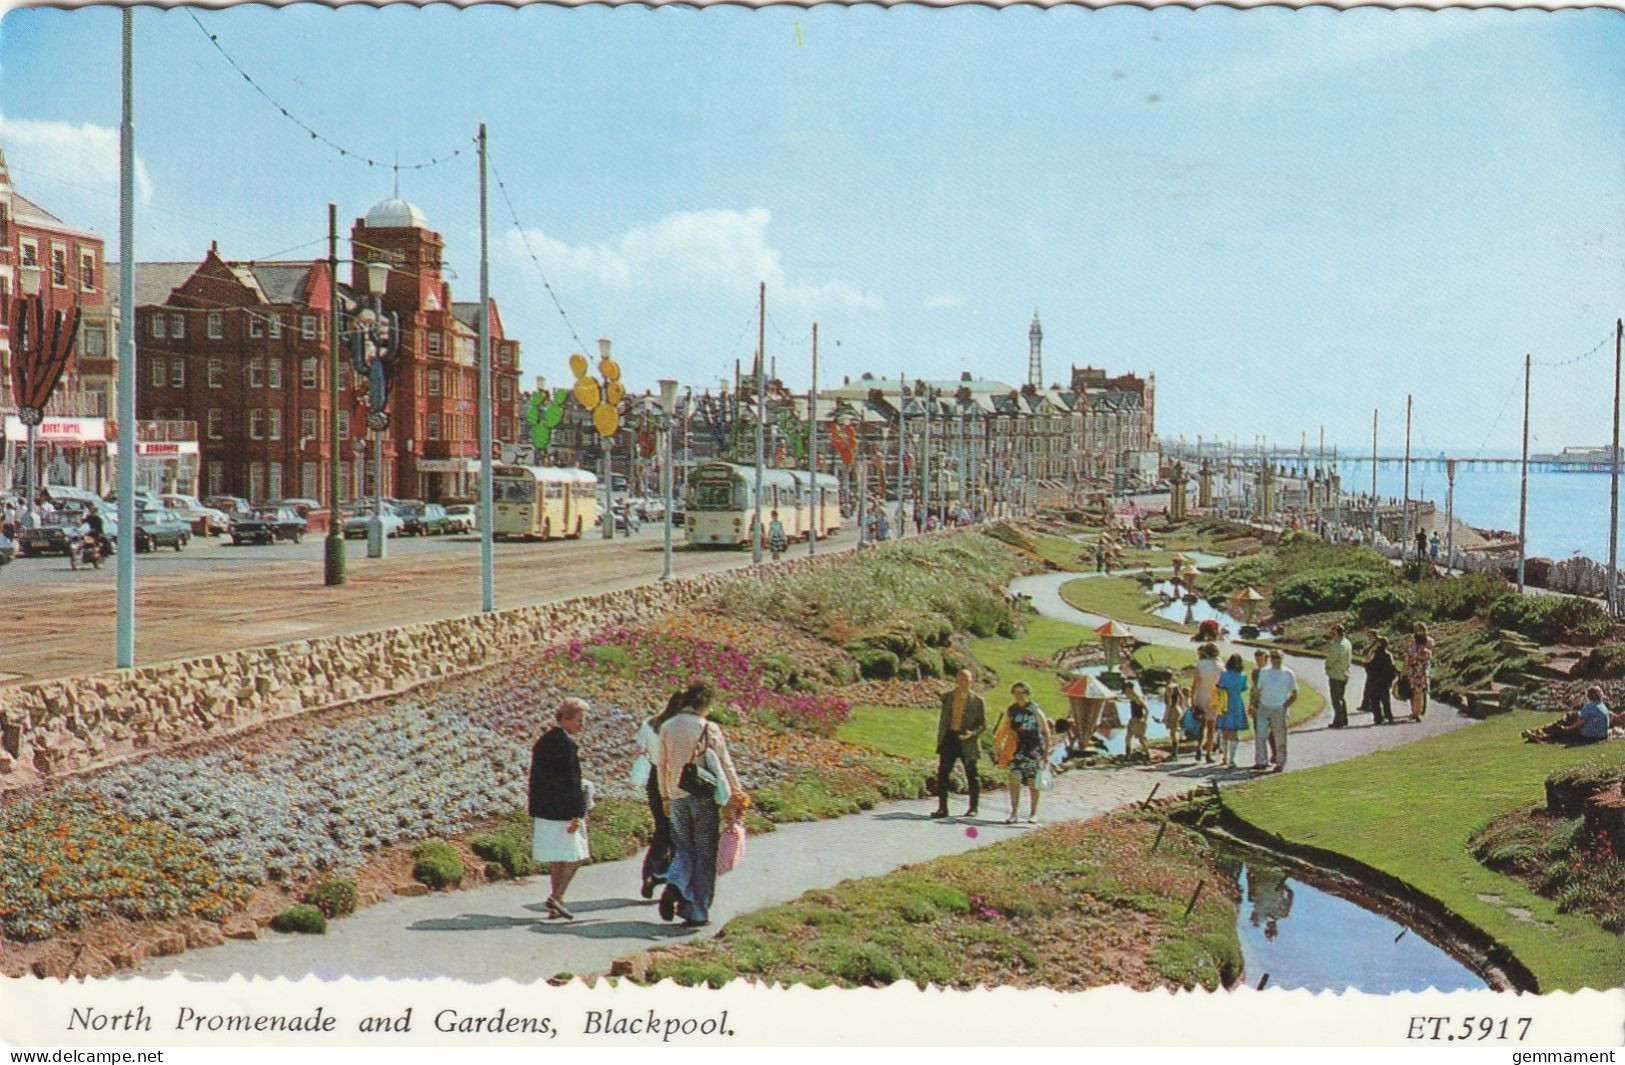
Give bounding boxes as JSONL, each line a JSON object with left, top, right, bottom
{"left": 931, "top": 669, "right": 986, "bottom": 819}
{"left": 1324, "top": 622, "right": 1353, "bottom": 729}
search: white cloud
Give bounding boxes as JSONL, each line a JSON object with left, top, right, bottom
{"left": 922, "top": 292, "right": 963, "bottom": 311}
{"left": 502, "top": 206, "right": 883, "bottom": 311}
{"left": 1, "top": 117, "right": 155, "bottom": 207}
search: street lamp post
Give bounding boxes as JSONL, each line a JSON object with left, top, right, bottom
{"left": 347, "top": 262, "right": 399, "bottom": 560}
{"left": 659, "top": 378, "right": 678, "bottom": 581}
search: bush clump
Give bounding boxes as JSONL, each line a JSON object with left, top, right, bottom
{"left": 472, "top": 814, "right": 540, "bottom": 879}
{"left": 269, "top": 905, "right": 328, "bottom": 935}
{"left": 853, "top": 649, "right": 899, "bottom": 679}
{"left": 303, "top": 877, "right": 358, "bottom": 918}
{"left": 1271, "top": 568, "right": 1380, "bottom": 619}
{"left": 1488, "top": 595, "right": 1614, "bottom": 645}
{"left": 411, "top": 840, "right": 465, "bottom": 890}
{"left": 1351, "top": 585, "right": 1412, "bottom": 626}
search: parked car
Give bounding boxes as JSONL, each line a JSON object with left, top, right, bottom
{"left": 229, "top": 506, "right": 307, "bottom": 545}
{"left": 205, "top": 495, "right": 254, "bottom": 517}
{"left": 342, "top": 504, "right": 405, "bottom": 540}
{"left": 274, "top": 498, "right": 323, "bottom": 519}
{"left": 17, "top": 510, "right": 118, "bottom": 556}
{"left": 159, "top": 494, "right": 230, "bottom": 537}
{"left": 443, "top": 503, "right": 477, "bottom": 534}
{"left": 133, "top": 507, "right": 192, "bottom": 552}
{"left": 596, "top": 502, "right": 641, "bottom": 534}
{"left": 397, "top": 502, "right": 451, "bottom": 536}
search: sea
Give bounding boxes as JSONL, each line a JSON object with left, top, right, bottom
{"left": 1332, "top": 456, "right": 1623, "bottom": 564}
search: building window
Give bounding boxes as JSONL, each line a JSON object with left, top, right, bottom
{"left": 51, "top": 246, "right": 68, "bottom": 287}
{"left": 300, "top": 409, "right": 317, "bottom": 441}
{"left": 427, "top": 332, "right": 441, "bottom": 357}
{"left": 249, "top": 464, "right": 266, "bottom": 504}
{"left": 20, "top": 239, "right": 38, "bottom": 267}
{"left": 427, "top": 412, "right": 440, "bottom": 440}
{"left": 150, "top": 315, "right": 165, "bottom": 339}
{"left": 268, "top": 314, "right": 282, "bottom": 339}
{"left": 301, "top": 357, "right": 318, "bottom": 389}
{"left": 301, "top": 315, "right": 316, "bottom": 340}
{"left": 170, "top": 314, "right": 185, "bottom": 338}
{"left": 170, "top": 359, "right": 185, "bottom": 388}
{"left": 249, "top": 410, "right": 265, "bottom": 440}
{"left": 427, "top": 369, "right": 441, "bottom": 396}
{"left": 499, "top": 377, "right": 512, "bottom": 401}
{"left": 269, "top": 410, "right": 283, "bottom": 441}
{"left": 207, "top": 409, "right": 224, "bottom": 439}
{"left": 149, "top": 358, "right": 166, "bottom": 388}
{"left": 207, "top": 359, "right": 223, "bottom": 388}
{"left": 248, "top": 357, "right": 265, "bottom": 389}
{"left": 268, "top": 462, "right": 283, "bottom": 501}
{"left": 80, "top": 252, "right": 96, "bottom": 291}
{"left": 207, "top": 461, "right": 224, "bottom": 497}
{"left": 302, "top": 461, "right": 319, "bottom": 501}
{"left": 80, "top": 323, "right": 107, "bottom": 358}
{"left": 207, "top": 312, "right": 222, "bottom": 339}
{"left": 267, "top": 358, "right": 283, "bottom": 390}
{"left": 501, "top": 416, "right": 511, "bottom": 439}
{"left": 338, "top": 415, "right": 349, "bottom": 442}
{"left": 249, "top": 315, "right": 264, "bottom": 338}
{"left": 337, "top": 366, "right": 348, "bottom": 392}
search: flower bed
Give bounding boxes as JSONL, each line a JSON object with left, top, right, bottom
{"left": 0, "top": 794, "right": 250, "bottom": 942}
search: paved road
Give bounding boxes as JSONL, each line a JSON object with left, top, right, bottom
{"left": 134, "top": 566, "right": 1473, "bottom": 983}
{"left": 0, "top": 524, "right": 861, "bottom": 685}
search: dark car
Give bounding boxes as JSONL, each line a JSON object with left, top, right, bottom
{"left": 205, "top": 495, "right": 254, "bottom": 518}
{"left": 229, "top": 506, "right": 308, "bottom": 546}
{"left": 133, "top": 507, "right": 192, "bottom": 552}
{"left": 16, "top": 509, "right": 118, "bottom": 557}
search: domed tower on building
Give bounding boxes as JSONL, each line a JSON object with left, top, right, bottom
{"left": 1027, "top": 309, "right": 1043, "bottom": 390}
{"left": 351, "top": 197, "right": 445, "bottom": 314}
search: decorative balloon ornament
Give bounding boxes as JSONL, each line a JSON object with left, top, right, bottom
{"left": 637, "top": 413, "right": 658, "bottom": 459}
{"left": 526, "top": 387, "right": 571, "bottom": 451}
{"left": 570, "top": 352, "right": 623, "bottom": 438}
{"left": 349, "top": 306, "right": 401, "bottom": 425}
{"left": 830, "top": 423, "right": 859, "bottom": 468}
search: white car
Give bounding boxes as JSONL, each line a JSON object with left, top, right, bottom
{"left": 159, "top": 493, "right": 231, "bottom": 537}
{"left": 443, "top": 504, "right": 477, "bottom": 533}
{"left": 342, "top": 504, "right": 405, "bottom": 540}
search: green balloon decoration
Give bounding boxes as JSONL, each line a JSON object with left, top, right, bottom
{"left": 527, "top": 386, "right": 571, "bottom": 452}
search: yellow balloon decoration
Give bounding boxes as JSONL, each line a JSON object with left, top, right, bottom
{"left": 573, "top": 376, "right": 602, "bottom": 410}
{"left": 599, "top": 358, "right": 621, "bottom": 382}
{"left": 569, "top": 353, "right": 589, "bottom": 378}
{"left": 605, "top": 380, "right": 626, "bottom": 406}
{"left": 593, "top": 404, "right": 621, "bottom": 438}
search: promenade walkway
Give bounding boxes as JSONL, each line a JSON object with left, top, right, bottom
{"left": 133, "top": 566, "right": 1474, "bottom": 983}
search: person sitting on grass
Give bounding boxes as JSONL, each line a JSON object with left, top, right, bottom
{"left": 1523, "top": 686, "right": 1613, "bottom": 745}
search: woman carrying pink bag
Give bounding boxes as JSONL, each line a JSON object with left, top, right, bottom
{"left": 716, "top": 817, "right": 747, "bottom": 875}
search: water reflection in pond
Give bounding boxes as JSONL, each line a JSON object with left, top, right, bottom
{"left": 1148, "top": 581, "right": 1275, "bottom": 640}
{"left": 1230, "top": 860, "right": 1486, "bottom": 992}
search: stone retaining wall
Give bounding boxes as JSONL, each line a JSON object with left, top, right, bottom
{"left": 0, "top": 542, "right": 889, "bottom": 790}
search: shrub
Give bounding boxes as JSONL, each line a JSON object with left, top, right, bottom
{"left": 269, "top": 905, "right": 328, "bottom": 935}
{"left": 411, "top": 840, "right": 465, "bottom": 890}
{"left": 1413, "top": 573, "right": 1509, "bottom": 621}
{"left": 1487, "top": 595, "right": 1614, "bottom": 645}
{"left": 472, "top": 815, "right": 540, "bottom": 879}
{"left": 853, "top": 649, "right": 899, "bottom": 679}
{"left": 303, "top": 877, "right": 358, "bottom": 918}
{"left": 912, "top": 647, "right": 944, "bottom": 679}
{"left": 1271, "top": 568, "right": 1380, "bottom": 619}
{"left": 1351, "top": 586, "right": 1411, "bottom": 626}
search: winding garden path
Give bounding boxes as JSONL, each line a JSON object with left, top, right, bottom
{"left": 132, "top": 565, "right": 1474, "bottom": 983}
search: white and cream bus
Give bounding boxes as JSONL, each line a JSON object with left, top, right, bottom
{"left": 686, "top": 462, "right": 841, "bottom": 547}
{"left": 492, "top": 465, "right": 598, "bottom": 541}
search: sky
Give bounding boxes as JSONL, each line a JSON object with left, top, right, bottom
{"left": 2, "top": 4, "right": 1622, "bottom": 455}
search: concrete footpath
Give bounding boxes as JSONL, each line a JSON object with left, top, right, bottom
{"left": 133, "top": 567, "right": 1473, "bottom": 983}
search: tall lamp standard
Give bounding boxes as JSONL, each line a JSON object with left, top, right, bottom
{"left": 658, "top": 378, "right": 678, "bottom": 581}
{"left": 347, "top": 262, "right": 400, "bottom": 560}
{"left": 8, "top": 262, "right": 80, "bottom": 521}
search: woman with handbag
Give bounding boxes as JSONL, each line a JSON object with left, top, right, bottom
{"left": 1190, "top": 642, "right": 1222, "bottom": 763}
{"left": 996, "top": 681, "right": 1053, "bottom": 824}
{"left": 656, "top": 684, "right": 748, "bottom": 928}
{"left": 632, "top": 684, "right": 705, "bottom": 899}
{"left": 528, "top": 697, "right": 592, "bottom": 920}
{"left": 1402, "top": 623, "right": 1435, "bottom": 721}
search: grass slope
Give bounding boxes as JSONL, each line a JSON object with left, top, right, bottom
{"left": 1222, "top": 713, "right": 1623, "bottom": 991}
{"left": 1059, "top": 576, "right": 1194, "bottom": 635}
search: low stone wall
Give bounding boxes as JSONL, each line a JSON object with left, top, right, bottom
{"left": 0, "top": 542, "right": 883, "bottom": 790}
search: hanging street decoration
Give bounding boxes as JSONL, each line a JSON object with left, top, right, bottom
{"left": 570, "top": 352, "right": 623, "bottom": 439}
{"left": 526, "top": 387, "right": 571, "bottom": 451}
{"left": 830, "top": 423, "right": 858, "bottom": 468}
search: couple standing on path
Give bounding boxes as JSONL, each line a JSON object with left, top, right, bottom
{"left": 929, "top": 669, "right": 1054, "bottom": 825}
{"left": 1189, "top": 644, "right": 1299, "bottom": 772}
{"left": 1346, "top": 621, "right": 1435, "bottom": 726}
{"left": 528, "top": 682, "right": 750, "bottom": 929}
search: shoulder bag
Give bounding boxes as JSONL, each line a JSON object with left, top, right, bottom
{"left": 678, "top": 723, "right": 718, "bottom": 799}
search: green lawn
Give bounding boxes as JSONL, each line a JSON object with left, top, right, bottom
{"left": 836, "top": 704, "right": 1002, "bottom": 780}
{"left": 969, "top": 616, "right": 1101, "bottom": 723}
{"left": 1223, "top": 713, "right": 1624, "bottom": 991}
{"left": 1059, "top": 575, "right": 1194, "bottom": 635}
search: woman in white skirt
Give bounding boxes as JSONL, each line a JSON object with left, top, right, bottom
{"left": 528, "top": 697, "right": 591, "bottom": 919}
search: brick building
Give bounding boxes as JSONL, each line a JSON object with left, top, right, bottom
{"left": 0, "top": 144, "right": 117, "bottom": 493}
{"left": 126, "top": 197, "right": 523, "bottom": 506}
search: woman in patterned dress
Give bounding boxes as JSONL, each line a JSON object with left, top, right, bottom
{"left": 1000, "top": 681, "right": 1053, "bottom": 825}
{"left": 1402, "top": 622, "right": 1435, "bottom": 721}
